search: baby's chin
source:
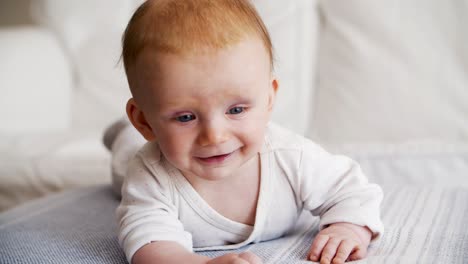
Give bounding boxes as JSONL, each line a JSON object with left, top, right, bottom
{"left": 191, "top": 165, "right": 237, "bottom": 181}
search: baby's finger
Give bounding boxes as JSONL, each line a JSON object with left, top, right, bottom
{"left": 308, "top": 234, "right": 329, "bottom": 261}
{"left": 348, "top": 246, "right": 368, "bottom": 261}
{"left": 239, "top": 251, "right": 263, "bottom": 264}
{"left": 320, "top": 238, "right": 341, "bottom": 264}
{"left": 331, "top": 240, "right": 356, "bottom": 264}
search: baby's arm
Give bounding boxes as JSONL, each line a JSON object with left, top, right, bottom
{"left": 132, "top": 241, "right": 262, "bottom": 264}
{"left": 297, "top": 139, "right": 384, "bottom": 263}
{"left": 307, "top": 222, "right": 372, "bottom": 264}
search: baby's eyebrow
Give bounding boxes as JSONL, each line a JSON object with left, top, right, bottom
{"left": 229, "top": 98, "right": 254, "bottom": 105}
{"left": 158, "top": 98, "right": 198, "bottom": 109}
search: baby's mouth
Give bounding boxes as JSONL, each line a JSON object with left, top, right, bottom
{"left": 196, "top": 151, "right": 234, "bottom": 164}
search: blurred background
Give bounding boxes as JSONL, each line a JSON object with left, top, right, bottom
{"left": 0, "top": 0, "right": 467, "bottom": 213}
{"left": 0, "top": 0, "right": 138, "bottom": 211}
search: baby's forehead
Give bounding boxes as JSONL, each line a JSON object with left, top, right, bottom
{"left": 133, "top": 37, "right": 271, "bottom": 72}
{"left": 132, "top": 42, "right": 270, "bottom": 93}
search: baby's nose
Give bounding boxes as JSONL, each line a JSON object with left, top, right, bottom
{"left": 197, "top": 122, "right": 229, "bottom": 146}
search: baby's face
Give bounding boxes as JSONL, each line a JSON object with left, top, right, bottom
{"left": 133, "top": 37, "right": 277, "bottom": 181}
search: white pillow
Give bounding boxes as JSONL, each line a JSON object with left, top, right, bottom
{"left": 72, "top": 29, "right": 131, "bottom": 128}
{"left": 0, "top": 27, "right": 72, "bottom": 133}
{"left": 30, "top": 0, "right": 137, "bottom": 53}
{"left": 31, "top": 0, "right": 142, "bottom": 124}
{"left": 254, "top": 0, "right": 318, "bottom": 135}
{"left": 309, "top": 0, "right": 468, "bottom": 144}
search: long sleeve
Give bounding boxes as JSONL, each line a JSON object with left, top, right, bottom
{"left": 116, "top": 144, "right": 193, "bottom": 263}
{"left": 298, "top": 138, "right": 384, "bottom": 240}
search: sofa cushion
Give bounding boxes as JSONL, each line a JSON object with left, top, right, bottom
{"left": 0, "top": 132, "right": 110, "bottom": 211}
{"left": 253, "top": 0, "right": 319, "bottom": 135}
{"left": 31, "top": 0, "right": 137, "bottom": 126}
{"left": 0, "top": 27, "right": 72, "bottom": 133}
{"left": 309, "top": 0, "right": 468, "bottom": 144}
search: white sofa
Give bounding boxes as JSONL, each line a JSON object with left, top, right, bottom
{"left": 0, "top": 0, "right": 137, "bottom": 210}
{"left": 1, "top": 0, "right": 467, "bottom": 263}
{"left": 0, "top": 0, "right": 318, "bottom": 211}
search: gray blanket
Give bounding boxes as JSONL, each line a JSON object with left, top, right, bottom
{"left": 1, "top": 185, "right": 467, "bottom": 263}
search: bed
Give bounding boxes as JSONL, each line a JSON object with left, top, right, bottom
{"left": 1, "top": 183, "right": 467, "bottom": 263}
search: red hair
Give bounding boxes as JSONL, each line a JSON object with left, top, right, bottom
{"left": 122, "top": 0, "right": 274, "bottom": 92}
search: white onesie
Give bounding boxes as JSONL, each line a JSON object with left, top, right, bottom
{"left": 116, "top": 123, "right": 384, "bottom": 263}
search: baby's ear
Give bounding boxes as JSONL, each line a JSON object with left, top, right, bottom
{"left": 126, "top": 98, "right": 156, "bottom": 141}
{"left": 268, "top": 78, "right": 279, "bottom": 112}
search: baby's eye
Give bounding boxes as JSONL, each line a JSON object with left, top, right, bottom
{"left": 227, "top": 106, "right": 245, "bottom": 115}
{"left": 176, "top": 114, "right": 196, "bottom": 123}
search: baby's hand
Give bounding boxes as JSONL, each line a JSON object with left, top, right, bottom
{"left": 308, "top": 222, "right": 372, "bottom": 264}
{"left": 207, "top": 252, "right": 262, "bottom": 264}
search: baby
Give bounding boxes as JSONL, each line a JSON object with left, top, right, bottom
{"left": 111, "top": 0, "right": 384, "bottom": 263}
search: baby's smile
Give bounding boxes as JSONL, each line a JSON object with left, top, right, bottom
{"left": 195, "top": 149, "right": 237, "bottom": 165}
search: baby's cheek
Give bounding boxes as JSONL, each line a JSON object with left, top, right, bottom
{"left": 240, "top": 126, "right": 265, "bottom": 147}
{"left": 158, "top": 138, "right": 187, "bottom": 160}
